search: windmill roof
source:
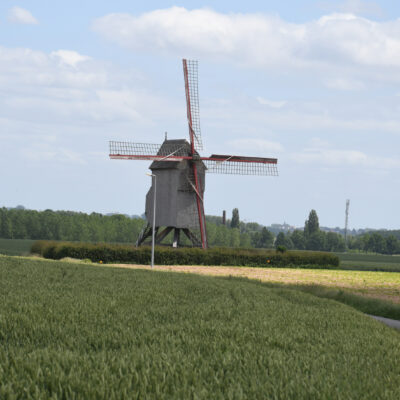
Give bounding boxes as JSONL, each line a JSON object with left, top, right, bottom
{"left": 150, "top": 139, "right": 199, "bottom": 170}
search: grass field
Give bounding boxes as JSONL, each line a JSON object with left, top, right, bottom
{"left": 1, "top": 255, "right": 400, "bottom": 399}
{"left": 337, "top": 252, "right": 400, "bottom": 272}
{"left": 0, "top": 238, "right": 35, "bottom": 256}
{"left": 111, "top": 263, "right": 400, "bottom": 306}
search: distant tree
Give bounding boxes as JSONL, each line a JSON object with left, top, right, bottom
{"left": 239, "top": 232, "right": 252, "bottom": 248}
{"left": 13, "top": 214, "right": 27, "bottom": 239}
{"left": 360, "top": 234, "right": 371, "bottom": 252}
{"left": 206, "top": 223, "right": 217, "bottom": 245}
{"left": 304, "top": 210, "right": 319, "bottom": 238}
{"left": 0, "top": 210, "right": 12, "bottom": 239}
{"left": 276, "top": 245, "right": 287, "bottom": 253}
{"left": 347, "top": 235, "right": 363, "bottom": 251}
{"left": 336, "top": 235, "right": 346, "bottom": 252}
{"left": 214, "top": 225, "right": 229, "bottom": 246}
{"left": 244, "top": 222, "right": 263, "bottom": 232}
{"left": 230, "top": 208, "right": 240, "bottom": 229}
{"left": 26, "top": 212, "right": 41, "bottom": 240}
{"left": 284, "top": 236, "right": 294, "bottom": 250}
{"left": 386, "top": 235, "right": 399, "bottom": 255}
{"left": 250, "top": 232, "right": 261, "bottom": 248}
{"left": 250, "top": 227, "right": 274, "bottom": 248}
{"left": 324, "top": 232, "right": 345, "bottom": 252}
{"left": 275, "top": 232, "right": 286, "bottom": 248}
{"left": 290, "top": 230, "right": 305, "bottom": 250}
{"left": 306, "top": 231, "right": 325, "bottom": 251}
{"left": 260, "top": 227, "right": 274, "bottom": 248}
{"left": 372, "top": 233, "right": 386, "bottom": 254}
{"left": 230, "top": 228, "right": 241, "bottom": 247}
{"left": 238, "top": 221, "right": 246, "bottom": 233}
{"left": 304, "top": 210, "right": 325, "bottom": 250}
{"left": 364, "top": 232, "right": 386, "bottom": 254}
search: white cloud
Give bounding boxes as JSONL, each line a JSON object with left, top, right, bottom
{"left": 92, "top": 8, "right": 304, "bottom": 68}
{"left": 323, "top": 78, "right": 365, "bottom": 90}
{"left": 51, "top": 50, "right": 91, "bottom": 68}
{"left": 92, "top": 7, "right": 400, "bottom": 73}
{"left": 8, "top": 6, "right": 38, "bottom": 25}
{"left": 318, "top": 0, "right": 383, "bottom": 17}
{"left": 308, "top": 137, "right": 331, "bottom": 148}
{"left": 204, "top": 94, "right": 400, "bottom": 136}
{"left": 291, "top": 142, "right": 400, "bottom": 170}
{"left": 294, "top": 148, "right": 368, "bottom": 166}
{"left": 21, "top": 146, "right": 86, "bottom": 165}
{"left": 230, "top": 138, "right": 283, "bottom": 154}
{"left": 0, "top": 47, "right": 107, "bottom": 89}
{"left": 0, "top": 46, "right": 161, "bottom": 126}
{"left": 256, "top": 97, "right": 287, "bottom": 108}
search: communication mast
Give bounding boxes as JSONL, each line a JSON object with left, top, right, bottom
{"left": 344, "top": 199, "right": 350, "bottom": 250}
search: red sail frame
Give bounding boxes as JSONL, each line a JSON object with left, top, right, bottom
{"left": 109, "top": 141, "right": 278, "bottom": 174}
{"left": 109, "top": 59, "right": 279, "bottom": 249}
{"left": 183, "top": 59, "right": 207, "bottom": 249}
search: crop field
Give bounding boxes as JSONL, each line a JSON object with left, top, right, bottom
{"left": 337, "top": 252, "right": 400, "bottom": 272}
{"left": 111, "top": 263, "right": 400, "bottom": 305}
{"left": 1, "top": 255, "right": 400, "bottom": 399}
{"left": 0, "top": 238, "right": 35, "bottom": 256}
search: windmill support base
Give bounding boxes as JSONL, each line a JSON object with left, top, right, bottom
{"left": 172, "top": 228, "right": 180, "bottom": 248}
{"left": 155, "top": 227, "right": 173, "bottom": 244}
{"left": 182, "top": 228, "right": 202, "bottom": 247}
{"left": 136, "top": 223, "right": 202, "bottom": 248}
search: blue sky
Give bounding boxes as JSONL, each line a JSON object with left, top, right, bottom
{"left": 1, "top": 0, "right": 400, "bottom": 229}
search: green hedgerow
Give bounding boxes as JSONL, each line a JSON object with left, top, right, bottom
{"left": 31, "top": 241, "right": 340, "bottom": 269}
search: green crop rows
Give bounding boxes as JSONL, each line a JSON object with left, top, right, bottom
{"left": 0, "top": 239, "right": 35, "bottom": 256}
{"left": 1, "top": 255, "right": 400, "bottom": 399}
{"left": 337, "top": 252, "right": 400, "bottom": 272}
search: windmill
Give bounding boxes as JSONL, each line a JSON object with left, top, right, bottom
{"left": 109, "top": 59, "right": 278, "bottom": 249}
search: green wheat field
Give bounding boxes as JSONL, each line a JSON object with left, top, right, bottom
{"left": 337, "top": 252, "right": 400, "bottom": 272}
{"left": 1, "top": 255, "right": 400, "bottom": 399}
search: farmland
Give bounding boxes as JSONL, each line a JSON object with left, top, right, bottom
{"left": 1, "top": 255, "right": 400, "bottom": 399}
{"left": 110, "top": 263, "right": 400, "bottom": 306}
{"left": 0, "top": 238, "right": 35, "bottom": 256}
{"left": 337, "top": 252, "right": 400, "bottom": 272}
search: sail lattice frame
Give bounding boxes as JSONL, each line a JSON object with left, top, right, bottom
{"left": 109, "top": 59, "right": 279, "bottom": 250}
{"left": 203, "top": 159, "right": 278, "bottom": 176}
{"left": 109, "top": 141, "right": 188, "bottom": 161}
{"left": 110, "top": 141, "right": 278, "bottom": 176}
{"left": 183, "top": 60, "right": 202, "bottom": 151}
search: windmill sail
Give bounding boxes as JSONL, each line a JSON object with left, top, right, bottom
{"left": 109, "top": 141, "right": 190, "bottom": 161}
{"left": 202, "top": 155, "right": 278, "bottom": 176}
{"left": 183, "top": 59, "right": 202, "bottom": 151}
{"left": 109, "top": 58, "right": 278, "bottom": 250}
{"left": 183, "top": 59, "right": 207, "bottom": 248}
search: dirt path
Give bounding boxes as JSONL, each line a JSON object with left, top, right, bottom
{"left": 108, "top": 263, "right": 400, "bottom": 304}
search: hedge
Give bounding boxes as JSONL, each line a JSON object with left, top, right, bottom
{"left": 31, "top": 241, "right": 340, "bottom": 269}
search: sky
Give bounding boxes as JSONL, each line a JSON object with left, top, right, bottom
{"left": 1, "top": 0, "right": 400, "bottom": 230}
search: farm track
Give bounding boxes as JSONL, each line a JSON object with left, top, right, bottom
{"left": 109, "top": 263, "right": 400, "bottom": 304}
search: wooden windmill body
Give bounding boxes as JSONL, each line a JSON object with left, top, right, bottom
{"left": 109, "top": 60, "right": 278, "bottom": 248}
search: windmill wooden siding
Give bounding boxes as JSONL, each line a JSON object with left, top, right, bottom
{"left": 145, "top": 139, "right": 206, "bottom": 229}
{"left": 109, "top": 59, "right": 278, "bottom": 248}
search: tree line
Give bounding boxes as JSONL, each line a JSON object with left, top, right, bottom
{"left": 271, "top": 210, "right": 400, "bottom": 255}
{"left": 346, "top": 233, "right": 400, "bottom": 255}
{"left": 0, "top": 208, "right": 146, "bottom": 244}
{"left": 1, "top": 206, "right": 399, "bottom": 254}
{"left": 0, "top": 207, "right": 275, "bottom": 249}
